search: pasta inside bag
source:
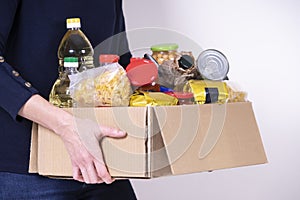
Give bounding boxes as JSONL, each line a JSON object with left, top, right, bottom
{"left": 69, "top": 63, "right": 132, "bottom": 107}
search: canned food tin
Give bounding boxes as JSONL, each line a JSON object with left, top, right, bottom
{"left": 196, "top": 49, "right": 229, "bottom": 81}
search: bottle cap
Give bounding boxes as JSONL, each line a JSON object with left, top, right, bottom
{"left": 99, "top": 54, "right": 120, "bottom": 64}
{"left": 66, "top": 18, "right": 81, "bottom": 29}
{"left": 64, "top": 57, "right": 78, "bottom": 67}
{"left": 196, "top": 49, "right": 229, "bottom": 81}
{"left": 151, "top": 43, "right": 179, "bottom": 52}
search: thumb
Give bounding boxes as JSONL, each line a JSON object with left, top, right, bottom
{"left": 98, "top": 125, "right": 127, "bottom": 139}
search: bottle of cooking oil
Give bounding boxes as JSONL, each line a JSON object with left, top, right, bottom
{"left": 57, "top": 18, "right": 94, "bottom": 73}
{"left": 49, "top": 57, "right": 79, "bottom": 108}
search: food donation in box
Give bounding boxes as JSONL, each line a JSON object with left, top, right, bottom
{"left": 30, "top": 41, "right": 267, "bottom": 179}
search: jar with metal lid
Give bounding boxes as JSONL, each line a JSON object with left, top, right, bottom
{"left": 173, "top": 91, "right": 195, "bottom": 105}
{"left": 151, "top": 43, "right": 179, "bottom": 65}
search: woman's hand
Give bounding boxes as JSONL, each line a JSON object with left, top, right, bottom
{"left": 57, "top": 117, "right": 126, "bottom": 184}
{"left": 19, "top": 94, "right": 125, "bottom": 184}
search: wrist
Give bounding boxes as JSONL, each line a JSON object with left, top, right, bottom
{"left": 51, "top": 109, "right": 76, "bottom": 137}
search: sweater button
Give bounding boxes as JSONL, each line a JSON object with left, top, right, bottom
{"left": 12, "top": 70, "right": 20, "bottom": 77}
{"left": 25, "top": 82, "right": 32, "bottom": 88}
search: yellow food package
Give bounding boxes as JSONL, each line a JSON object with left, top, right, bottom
{"left": 184, "top": 80, "right": 229, "bottom": 104}
{"left": 129, "top": 91, "right": 178, "bottom": 107}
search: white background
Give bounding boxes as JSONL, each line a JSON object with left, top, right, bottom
{"left": 123, "top": 0, "right": 300, "bottom": 200}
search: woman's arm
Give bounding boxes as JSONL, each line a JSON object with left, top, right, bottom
{"left": 18, "top": 94, "right": 126, "bottom": 184}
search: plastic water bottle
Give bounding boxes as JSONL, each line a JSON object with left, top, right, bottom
{"left": 57, "top": 18, "right": 94, "bottom": 72}
{"left": 49, "top": 57, "right": 79, "bottom": 108}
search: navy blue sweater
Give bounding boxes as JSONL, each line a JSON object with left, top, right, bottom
{"left": 0, "top": 0, "right": 130, "bottom": 173}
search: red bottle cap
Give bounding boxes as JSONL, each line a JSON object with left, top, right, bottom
{"left": 99, "top": 54, "right": 120, "bottom": 64}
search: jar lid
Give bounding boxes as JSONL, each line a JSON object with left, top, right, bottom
{"left": 178, "top": 55, "right": 194, "bottom": 70}
{"left": 151, "top": 43, "right": 179, "bottom": 51}
{"left": 173, "top": 92, "right": 194, "bottom": 99}
{"left": 99, "top": 54, "right": 120, "bottom": 64}
{"left": 126, "top": 58, "right": 158, "bottom": 86}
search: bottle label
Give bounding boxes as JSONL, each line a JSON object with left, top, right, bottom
{"left": 205, "top": 88, "right": 219, "bottom": 103}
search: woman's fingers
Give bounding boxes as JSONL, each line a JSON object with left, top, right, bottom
{"left": 71, "top": 154, "right": 111, "bottom": 184}
{"left": 72, "top": 166, "right": 84, "bottom": 183}
{"left": 98, "top": 125, "right": 126, "bottom": 139}
{"left": 60, "top": 118, "right": 120, "bottom": 184}
{"left": 94, "top": 161, "right": 114, "bottom": 184}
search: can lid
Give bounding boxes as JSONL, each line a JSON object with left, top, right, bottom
{"left": 173, "top": 92, "right": 194, "bottom": 99}
{"left": 196, "top": 49, "right": 229, "bottom": 81}
{"left": 151, "top": 43, "right": 179, "bottom": 52}
{"left": 99, "top": 54, "right": 120, "bottom": 64}
{"left": 66, "top": 18, "right": 81, "bottom": 29}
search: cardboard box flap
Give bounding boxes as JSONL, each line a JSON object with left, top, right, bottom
{"left": 152, "top": 102, "right": 267, "bottom": 175}
{"left": 148, "top": 107, "right": 173, "bottom": 178}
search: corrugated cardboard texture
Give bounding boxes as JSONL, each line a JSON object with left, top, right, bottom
{"left": 34, "top": 106, "right": 148, "bottom": 178}
{"left": 28, "top": 123, "right": 38, "bottom": 173}
{"left": 29, "top": 102, "right": 267, "bottom": 179}
{"left": 152, "top": 102, "right": 267, "bottom": 175}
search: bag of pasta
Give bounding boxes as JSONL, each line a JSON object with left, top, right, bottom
{"left": 69, "top": 63, "right": 132, "bottom": 107}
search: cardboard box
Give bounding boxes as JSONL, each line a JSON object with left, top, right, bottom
{"left": 29, "top": 102, "right": 267, "bottom": 178}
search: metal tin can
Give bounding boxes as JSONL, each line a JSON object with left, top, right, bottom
{"left": 196, "top": 49, "right": 229, "bottom": 81}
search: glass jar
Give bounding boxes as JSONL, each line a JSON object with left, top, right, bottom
{"left": 173, "top": 92, "right": 195, "bottom": 105}
{"left": 151, "top": 43, "right": 179, "bottom": 65}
